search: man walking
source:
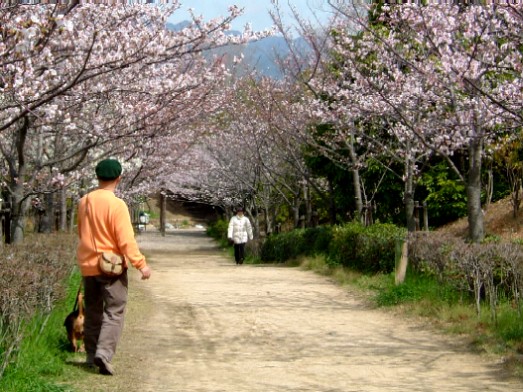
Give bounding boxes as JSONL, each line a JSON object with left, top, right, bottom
{"left": 76, "top": 159, "right": 152, "bottom": 375}
{"left": 227, "top": 207, "right": 253, "bottom": 265}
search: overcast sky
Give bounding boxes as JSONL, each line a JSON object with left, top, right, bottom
{"left": 168, "top": 0, "right": 334, "bottom": 31}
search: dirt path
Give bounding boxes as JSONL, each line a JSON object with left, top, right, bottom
{"left": 68, "top": 230, "right": 522, "bottom": 392}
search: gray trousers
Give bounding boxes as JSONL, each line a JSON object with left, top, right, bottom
{"left": 83, "top": 272, "right": 128, "bottom": 363}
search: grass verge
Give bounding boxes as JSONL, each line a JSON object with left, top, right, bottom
{"left": 0, "top": 270, "right": 83, "bottom": 392}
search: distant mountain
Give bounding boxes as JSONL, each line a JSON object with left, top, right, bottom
{"left": 240, "top": 36, "right": 290, "bottom": 78}
{"left": 165, "top": 21, "right": 308, "bottom": 79}
{"left": 166, "top": 21, "right": 191, "bottom": 31}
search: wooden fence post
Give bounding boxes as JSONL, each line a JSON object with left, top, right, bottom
{"left": 423, "top": 201, "right": 429, "bottom": 231}
{"left": 414, "top": 201, "right": 420, "bottom": 231}
{"left": 395, "top": 236, "right": 408, "bottom": 285}
{"left": 0, "top": 213, "right": 3, "bottom": 248}
{"left": 160, "top": 191, "right": 166, "bottom": 237}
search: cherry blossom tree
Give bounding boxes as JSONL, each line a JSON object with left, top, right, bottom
{"left": 304, "top": 10, "right": 438, "bottom": 230}
{"left": 269, "top": 2, "right": 383, "bottom": 224}
{"left": 162, "top": 75, "right": 326, "bottom": 234}
{"left": 166, "top": 2, "right": 522, "bottom": 240}
{"left": 310, "top": 2, "right": 523, "bottom": 241}
{"left": 0, "top": 3, "right": 272, "bottom": 242}
{"left": 372, "top": 4, "right": 522, "bottom": 241}
{"left": 6, "top": 2, "right": 521, "bottom": 244}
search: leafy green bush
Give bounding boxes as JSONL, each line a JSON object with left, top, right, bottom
{"left": 302, "top": 226, "right": 333, "bottom": 255}
{"left": 327, "top": 222, "right": 361, "bottom": 267}
{"left": 206, "top": 218, "right": 229, "bottom": 243}
{"left": 260, "top": 230, "right": 305, "bottom": 262}
{"left": 261, "top": 223, "right": 404, "bottom": 273}
{"left": 260, "top": 226, "right": 334, "bottom": 263}
{"left": 328, "top": 222, "right": 406, "bottom": 273}
{"left": 418, "top": 161, "right": 468, "bottom": 226}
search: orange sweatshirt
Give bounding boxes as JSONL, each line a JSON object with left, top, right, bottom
{"left": 77, "top": 189, "right": 147, "bottom": 276}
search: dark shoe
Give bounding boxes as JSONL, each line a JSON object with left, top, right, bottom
{"left": 85, "top": 353, "right": 95, "bottom": 368}
{"left": 94, "top": 356, "right": 115, "bottom": 376}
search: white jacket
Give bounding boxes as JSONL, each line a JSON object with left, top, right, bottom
{"left": 227, "top": 215, "right": 253, "bottom": 244}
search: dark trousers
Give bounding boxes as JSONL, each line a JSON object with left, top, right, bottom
{"left": 83, "top": 272, "right": 128, "bottom": 363}
{"left": 234, "top": 243, "right": 246, "bottom": 264}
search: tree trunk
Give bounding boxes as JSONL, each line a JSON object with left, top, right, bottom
{"left": 423, "top": 201, "right": 429, "bottom": 231}
{"left": 303, "top": 182, "right": 312, "bottom": 227}
{"left": 250, "top": 209, "right": 259, "bottom": 239}
{"left": 511, "top": 176, "right": 521, "bottom": 219}
{"left": 347, "top": 130, "right": 364, "bottom": 223}
{"left": 40, "top": 192, "right": 54, "bottom": 233}
{"left": 59, "top": 187, "right": 67, "bottom": 232}
{"left": 9, "top": 117, "right": 29, "bottom": 243}
{"left": 352, "top": 168, "right": 364, "bottom": 224}
{"left": 10, "top": 182, "right": 26, "bottom": 244}
{"left": 485, "top": 168, "right": 494, "bottom": 211}
{"left": 328, "top": 179, "right": 336, "bottom": 225}
{"left": 404, "top": 151, "right": 417, "bottom": 232}
{"left": 0, "top": 206, "right": 3, "bottom": 248}
{"left": 69, "top": 195, "right": 76, "bottom": 233}
{"left": 244, "top": 199, "right": 258, "bottom": 239}
{"left": 224, "top": 205, "right": 233, "bottom": 221}
{"left": 264, "top": 206, "right": 273, "bottom": 237}
{"left": 293, "top": 195, "right": 300, "bottom": 228}
{"left": 467, "top": 137, "right": 484, "bottom": 243}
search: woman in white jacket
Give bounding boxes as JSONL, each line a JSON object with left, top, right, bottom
{"left": 227, "top": 207, "right": 253, "bottom": 265}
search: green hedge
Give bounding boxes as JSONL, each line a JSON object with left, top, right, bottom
{"left": 206, "top": 218, "right": 229, "bottom": 243}
{"left": 260, "top": 226, "right": 333, "bottom": 263}
{"left": 329, "top": 222, "right": 406, "bottom": 273}
{"left": 302, "top": 226, "right": 333, "bottom": 255}
{"left": 261, "top": 230, "right": 304, "bottom": 262}
{"left": 260, "top": 222, "right": 405, "bottom": 274}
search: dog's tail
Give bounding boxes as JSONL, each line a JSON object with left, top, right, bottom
{"left": 77, "top": 292, "right": 84, "bottom": 317}
{"left": 64, "top": 286, "right": 83, "bottom": 327}
{"left": 72, "top": 281, "right": 83, "bottom": 311}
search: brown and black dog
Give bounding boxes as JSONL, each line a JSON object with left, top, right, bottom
{"left": 64, "top": 291, "right": 85, "bottom": 352}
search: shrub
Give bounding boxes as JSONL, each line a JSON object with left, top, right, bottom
{"left": 302, "top": 226, "right": 333, "bottom": 255}
{"left": 0, "top": 234, "right": 77, "bottom": 379}
{"left": 260, "top": 230, "right": 306, "bottom": 262}
{"left": 409, "top": 232, "right": 523, "bottom": 319}
{"left": 261, "top": 223, "right": 404, "bottom": 274}
{"left": 206, "top": 218, "right": 229, "bottom": 243}
{"left": 0, "top": 270, "right": 82, "bottom": 392}
{"left": 328, "top": 222, "right": 406, "bottom": 273}
{"left": 260, "top": 226, "right": 334, "bottom": 263}
{"left": 408, "top": 232, "right": 465, "bottom": 280}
